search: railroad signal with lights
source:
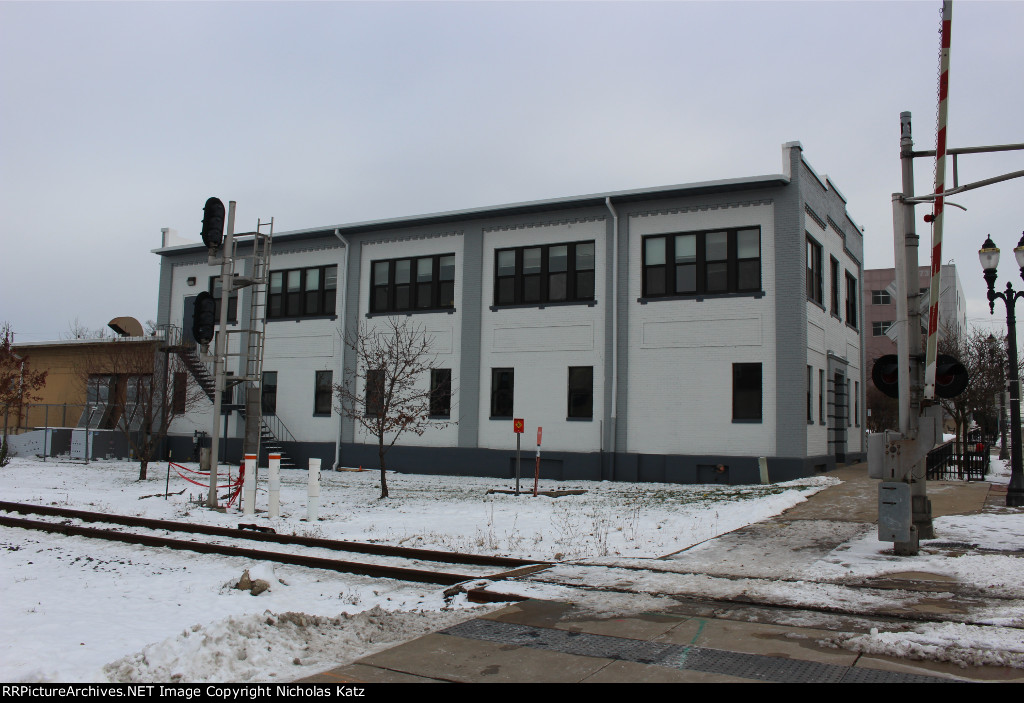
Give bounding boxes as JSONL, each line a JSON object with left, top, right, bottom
{"left": 201, "top": 197, "right": 226, "bottom": 250}
{"left": 872, "top": 353, "right": 968, "bottom": 399}
{"left": 192, "top": 291, "right": 217, "bottom": 346}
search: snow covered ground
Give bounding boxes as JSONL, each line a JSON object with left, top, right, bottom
{"left": 0, "top": 454, "right": 1021, "bottom": 681}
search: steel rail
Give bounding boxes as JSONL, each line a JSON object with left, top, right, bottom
{"left": 0, "top": 513, "right": 486, "bottom": 586}
{"left": 0, "top": 501, "right": 545, "bottom": 569}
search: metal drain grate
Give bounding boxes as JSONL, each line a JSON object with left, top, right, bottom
{"left": 442, "top": 619, "right": 957, "bottom": 684}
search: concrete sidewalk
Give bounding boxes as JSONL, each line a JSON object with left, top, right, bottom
{"left": 300, "top": 464, "right": 1023, "bottom": 683}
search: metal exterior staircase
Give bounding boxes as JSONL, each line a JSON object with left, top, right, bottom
{"left": 167, "top": 219, "right": 297, "bottom": 469}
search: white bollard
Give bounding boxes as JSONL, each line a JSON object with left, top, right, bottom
{"left": 268, "top": 454, "right": 281, "bottom": 519}
{"left": 307, "top": 457, "right": 321, "bottom": 522}
{"left": 243, "top": 454, "right": 257, "bottom": 516}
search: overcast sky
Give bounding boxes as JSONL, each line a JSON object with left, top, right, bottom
{"left": 2, "top": 0, "right": 1021, "bottom": 343}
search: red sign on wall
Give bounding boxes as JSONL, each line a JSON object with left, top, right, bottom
{"left": 513, "top": 418, "right": 525, "bottom": 434}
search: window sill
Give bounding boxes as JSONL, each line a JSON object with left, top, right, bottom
{"left": 313, "top": 412, "right": 331, "bottom": 418}
{"left": 567, "top": 416, "right": 593, "bottom": 422}
{"left": 846, "top": 322, "right": 859, "bottom": 332}
{"left": 639, "top": 291, "right": 764, "bottom": 304}
{"left": 807, "top": 298, "right": 826, "bottom": 311}
{"left": 428, "top": 414, "right": 451, "bottom": 420}
{"left": 732, "top": 418, "right": 763, "bottom": 424}
{"left": 366, "top": 308, "right": 456, "bottom": 319}
{"left": 490, "top": 299, "right": 596, "bottom": 312}
{"left": 268, "top": 315, "right": 338, "bottom": 323}
{"left": 489, "top": 416, "right": 513, "bottom": 421}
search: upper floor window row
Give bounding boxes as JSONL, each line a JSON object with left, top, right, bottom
{"left": 269, "top": 265, "right": 337, "bottom": 319}
{"left": 371, "top": 254, "right": 455, "bottom": 314}
{"left": 643, "top": 228, "right": 760, "bottom": 299}
{"left": 494, "top": 240, "right": 595, "bottom": 307}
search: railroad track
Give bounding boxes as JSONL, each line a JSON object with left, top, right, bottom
{"left": 0, "top": 501, "right": 551, "bottom": 593}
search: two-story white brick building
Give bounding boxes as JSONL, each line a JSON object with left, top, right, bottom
{"left": 154, "top": 142, "right": 865, "bottom": 484}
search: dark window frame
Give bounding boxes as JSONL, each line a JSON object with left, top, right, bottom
{"left": 429, "top": 369, "right": 452, "bottom": 418}
{"left": 872, "top": 289, "right": 892, "bottom": 305}
{"left": 314, "top": 370, "right": 333, "bottom": 416}
{"left": 173, "top": 372, "right": 187, "bottom": 414}
{"left": 490, "top": 368, "right": 514, "bottom": 418}
{"left": 567, "top": 366, "right": 593, "bottom": 419}
{"left": 268, "top": 265, "right": 338, "bottom": 320}
{"left": 369, "top": 253, "right": 455, "bottom": 315}
{"left": 366, "top": 369, "right": 385, "bottom": 417}
{"left": 872, "top": 320, "right": 894, "bottom": 337}
{"left": 642, "top": 228, "right": 761, "bottom": 299}
{"left": 209, "top": 276, "right": 238, "bottom": 325}
{"left": 261, "top": 371, "right": 277, "bottom": 416}
{"left": 845, "top": 272, "right": 858, "bottom": 328}
{"left": 819, "top": 369, "right": 826, "bottom": 424}
{"left": 732, "top": 363, "right": 762, "bottom": 423}
{"left": 806, "top": 236, "right": 823, "bottom": 305}
{"left": 493, "top": 240, "right": 595, "bottom": 307}
{"left": 829, "top": 257, "right": 841, "bottom": 316}
{"left": 807, "top": 365, "right": 813, "bottom": 423}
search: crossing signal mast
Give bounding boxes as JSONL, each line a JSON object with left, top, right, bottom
{"left": 870, "top": 0, "right": 1024, "bottom": 554}
{"left": 193, "top": 197, "right": 274, "bottom": 510}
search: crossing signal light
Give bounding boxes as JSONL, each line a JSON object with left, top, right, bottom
{"left": 192, "top": 291, "right": 217, "bottom": 346}
{"left": 201, "top": 197, "right": 225, "bottom": 250}
{"left": 935, "top": 354, "right": 969, "bottom": 399}
{"left": 872, "top": 353, "right": 969, "bottom": 399}
{"left": 872, "top": 355, "right": 900, "bottom": 398}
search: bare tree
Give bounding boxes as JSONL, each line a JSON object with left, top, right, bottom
{"left": 0, "top": 322, "right": 48, "bottom": 444}
{"left": 334, "top": 318, "right": 454, "bottom": 499}
{"left": 937, "top": 324, "right": 1009, "bottom": 458}
{"left": 75, "top": 341, "right": 206, "bottom": 480}
{"left": 63, "top": 317, "right": 112, "bottom": 340}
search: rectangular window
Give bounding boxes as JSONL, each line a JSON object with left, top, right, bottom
{"left": 848, "top": 378, "right": 853, "bottom": 427}
{"left": 807, "top": 366, "right": 813, "bottom": 423}
{"left": 806, "top": 236, "right": 823, "bottom": 304}
{"left": 643, "top": 228, "right": 760, "bottom": 298}
{"left": 872, "top": 321, "right": 894, "bottom": 337}
{"left": 845, "top": 272, "right": 858, "bottom": 327}
{"left": 370, "top": 254, "right": 455, "bottom": 314}
{"left": 430, "top": 369, "right": 452, "bottom": 417}
{"left": 261, "top": 371, "right": 277, "bottom": 416}
{"left": 854, "top": 381, "right": 860, "bottom": 427}
{"left": 173, "top": 372, "right": 187, "bottom": 414}
{"left": 314, "top": 370, "right": 332, "bottom": 415}
{"left": 490, "top": 368, "right": 514, "bottom": 418}
{"left": 366, "top": 369, "right": 385, "bottom": 417}
{"left": 818, "top": 369, "right": 825, "bottom": 424}
{"left": 872, "top": 289, "right": 892, "bottom": 305}
{"left": 209, "top": 277, "right": 238, "bottom": 324}
{"left": 830, "top": 257, "right": 840, "bottom": 315}
{"left": 733, "top": 363, "right": 762, "bottom": 422}
{"left": 268, "top": 265, "right": 337, "bottom": 319}
{"left": 493, "top": 241, "right": 595, "bottom": 306}
{"left": 567, "top": 366, "right": 593, "bottom": 419}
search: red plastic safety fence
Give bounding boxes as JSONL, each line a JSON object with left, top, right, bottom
{"left": 169, "top": 461, "right": 245, "bottom": 507}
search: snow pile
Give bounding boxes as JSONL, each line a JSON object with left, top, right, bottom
{"left": 823, "top": 622, "right": 1024, "bottom": 670}
{"left": 103, "top": 606, "right": 493, "bottom": 683}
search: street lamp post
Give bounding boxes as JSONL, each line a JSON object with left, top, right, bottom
{"left": 979, "top": 233, "right": 1024, "bottom": 507}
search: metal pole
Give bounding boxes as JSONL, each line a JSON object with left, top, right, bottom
{"left": 1003, "top": 294, "right": 1024, "bottom": 507}
{"left": 1000, "top": 385, "right": 1009, "bottom": 460}
{"left": 207, "top": 201, "right": 236, "bottom": 508}
{"left": 515, "top": 433, "right": 521, "bottom": 495}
